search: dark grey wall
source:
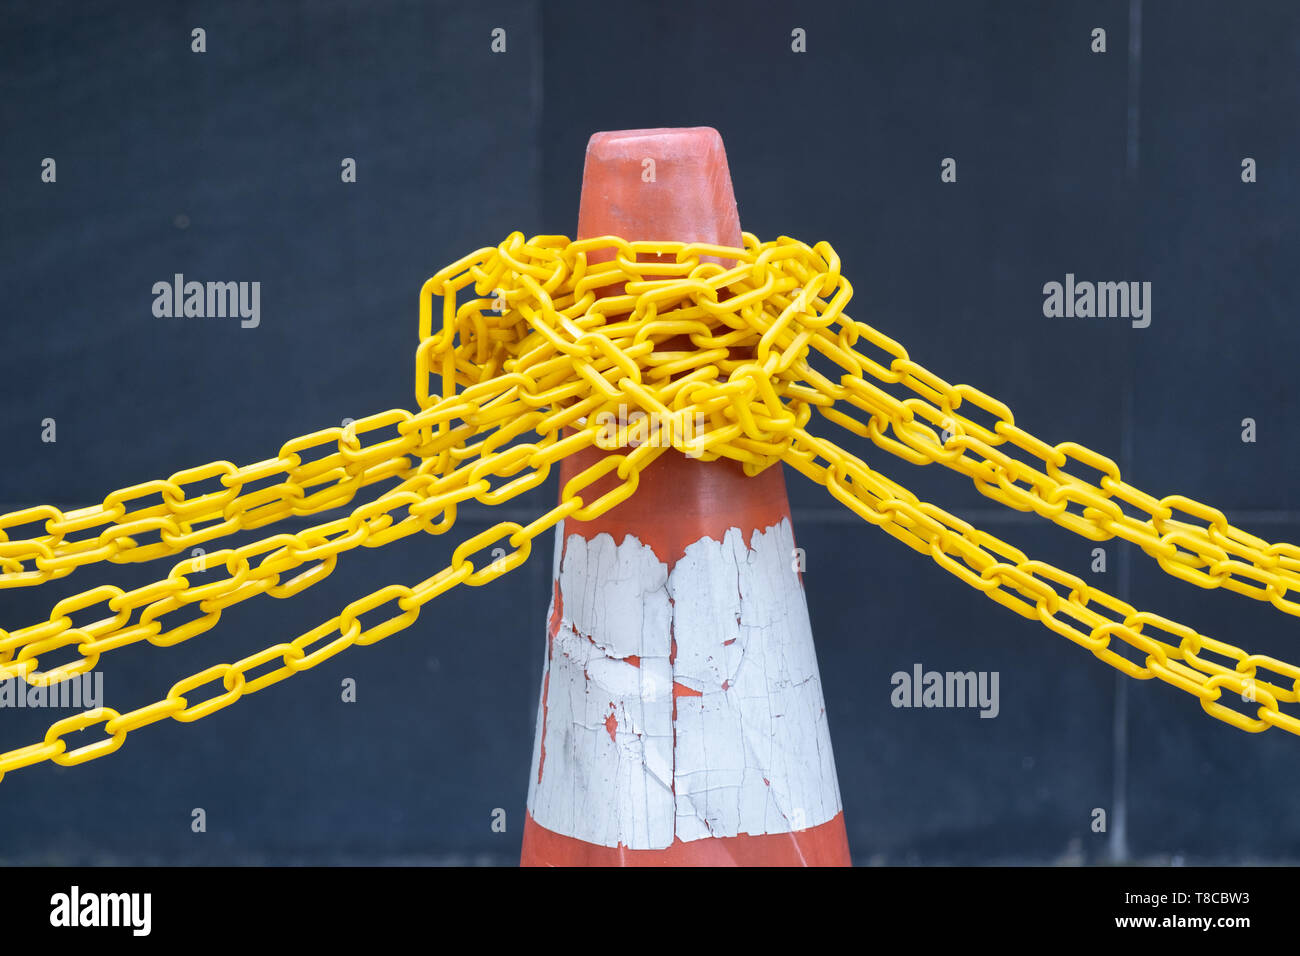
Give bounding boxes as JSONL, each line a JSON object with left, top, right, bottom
{"left": 1, "top": 0, "right": 1297, "bottom": 864}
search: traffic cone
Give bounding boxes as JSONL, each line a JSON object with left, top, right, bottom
{"left": 521, "top": 128, "right": 850, "bottom": 866}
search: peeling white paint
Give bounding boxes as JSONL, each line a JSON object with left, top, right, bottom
{"left": 527, "top": 518, "right": 842, "bottom": 849}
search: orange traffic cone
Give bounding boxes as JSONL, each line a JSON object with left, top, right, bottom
{"left": 520, "top": 128, "right": 850, "bottom": 866}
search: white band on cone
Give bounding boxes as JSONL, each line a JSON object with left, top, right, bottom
{"left": 527, "top": 518, "right": 843, "bottom": 849}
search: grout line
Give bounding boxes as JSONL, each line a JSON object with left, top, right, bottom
{"left": 1126, "top": 0, "right": 1143, "bottom": 181}
{"left": 1110, "top": 0, "right": 1143, "bottom": 867}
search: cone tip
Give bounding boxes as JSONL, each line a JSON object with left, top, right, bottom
{"left": 585, "top": 126, "right": 725, "bottom": 158}
{"left": 577, "top": 127, "right": 741, "bottom": 246}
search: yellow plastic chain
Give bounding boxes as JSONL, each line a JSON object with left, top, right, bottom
{"left": 3, "top": 231, "right": 1299, "bottom": 782}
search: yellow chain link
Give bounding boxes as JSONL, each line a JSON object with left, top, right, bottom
{"left": 4, "top": 230, "right": 1300, "bottom": 782}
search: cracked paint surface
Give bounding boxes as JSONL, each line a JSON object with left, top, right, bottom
{"left": 526, "top": 518, "right": 842, "bottom": 849}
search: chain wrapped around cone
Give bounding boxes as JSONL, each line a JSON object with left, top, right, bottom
{"left": 2, "top": 230, "right": 1300, "bottom": 782}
